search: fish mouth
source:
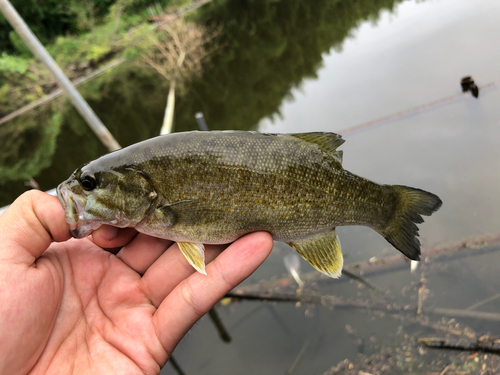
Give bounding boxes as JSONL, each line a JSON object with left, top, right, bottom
{"left": 57, "top": 182, "right": 100, "bottom": 238}
{"left": 57, "top": 183, "right": 80, "bottom": 224}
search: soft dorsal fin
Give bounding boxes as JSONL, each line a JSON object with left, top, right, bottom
{"left": 289, "top": 132, "right": 345, "bottom": 164}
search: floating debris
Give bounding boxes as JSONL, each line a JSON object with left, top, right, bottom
{"left": 418, "top": 336, "right": 500, "bottom": 354}
{"left": 460, "top": 76, "right": 479, "bottom": 98}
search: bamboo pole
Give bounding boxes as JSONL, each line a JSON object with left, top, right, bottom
{"left": 0, "top": 0, "right": 121, "bottom": 152}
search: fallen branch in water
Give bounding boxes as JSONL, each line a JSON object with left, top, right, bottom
{"left": 465, "top": 292, "right": 500, "bottom": 311}
{"left": 226, "top": 290, "right": 411, "bottom": 314}
{"left": 168, "top": 355, "right": 187, "bottom": 375}
{"left": 234, "top": 233, "right": 500, "bottom": 295}
{"left": 418, "top": 336, "right": 500, "bottom": 354}
{"left": 208, "top": 307, "right": 231, "bottom": 343}
{"left": 423, "top": 307, "right": 500, "bottom": 322}
{"left": 417, "top": 320, "right": 476, "bottom": 340}
{"left": 341, "top": 269, "right": 378, "bottom": 290}
{"left": 226, "top": 289, "right": 500, "bottom": 357}
{"left": 346, "top": 233, "right": 500, "bottom": 277}
{"left": 225, "top": 290, "right": 500, "bottom": 322}
{"left": 417, "top": 278, "right": 428, "bottom": 315}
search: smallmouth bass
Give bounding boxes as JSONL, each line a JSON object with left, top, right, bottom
{"left": 57, "top": 131, "right": 442, "bottom": 278}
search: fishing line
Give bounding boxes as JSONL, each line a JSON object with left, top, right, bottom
{"left": 338, "top": 82, "right": 496, "bottom": 137}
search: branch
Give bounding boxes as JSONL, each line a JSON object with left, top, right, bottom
{"left": 418, "top": 337, "right": 500, "bottom": 354}
{"left": 233, "top": 233, "right": 500, "bottom": 295}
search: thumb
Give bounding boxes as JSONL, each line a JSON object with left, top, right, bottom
{"left": 0, "top": 190, "right": 71, "bottom": 264}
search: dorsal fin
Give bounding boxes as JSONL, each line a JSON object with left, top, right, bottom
{"left": 289, "top": 132, "right": 345, "bottom": 164}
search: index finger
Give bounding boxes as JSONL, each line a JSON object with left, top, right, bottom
{"left": 0, "top": 191, "right": 71, "bottom": 264}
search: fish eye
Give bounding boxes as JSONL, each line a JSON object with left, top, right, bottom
{"left": 79, "top": 174, "right": 97, "bottom": 191}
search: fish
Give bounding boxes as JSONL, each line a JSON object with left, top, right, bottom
{"left": 57, "top": 131, "right": 442, "bottom": 278}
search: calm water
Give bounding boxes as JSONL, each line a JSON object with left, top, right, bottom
{"left": 2, "top": 0, "right": 500, "bottom": 373}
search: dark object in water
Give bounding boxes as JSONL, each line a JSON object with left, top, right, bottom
{"left": 470, "top": 84, "right": 479, "bottom": 98}
{"left": 418, "top": 336, "right": 500, "bottom": 354}
{"left": 460, "top": 76, "right": 479, "bottom": 98}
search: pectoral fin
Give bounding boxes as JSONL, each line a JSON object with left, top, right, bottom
{"left": 286, "top": 229, "right": 343, "bottom": 278}
{"left": 157, "top": 199, "right": 217, "bottom": 227}
{"left": 157, "top": 199, "right": 200, "bottom": 224}
{"left": 177, "top": 242, "right": 207, "bottom": 275}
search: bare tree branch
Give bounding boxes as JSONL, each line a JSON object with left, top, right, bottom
{"left": 131, "top": 17, "right": 221, "bottom": 93}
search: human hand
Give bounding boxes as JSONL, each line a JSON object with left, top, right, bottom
{"left": 0, "top": 190, "right": 273, "bottom": 375}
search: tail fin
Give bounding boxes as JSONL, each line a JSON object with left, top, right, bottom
{"left": 380, "top": 186, "right": 442, "bottom": 260}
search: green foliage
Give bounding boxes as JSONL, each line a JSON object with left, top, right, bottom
{"left": 121, "top": 24, "right": 155, "bottom": 59}
{"left": 11, "top": 63, "right": 167, "bottom": 203}
{"left": 49, "top": 37, "right": 83, "bottom": 64}
{"left": 121, "top": 0, "right": 171, "bottom": 16}
{"left": 48, "top": 26, "right": 115, "bottom": 67}
{"left": 0, "top": 0, "right": 152, "bottom": 116}
{"left": 0, "top": 0, "right": 406, "bottom": 207}
{"left": 0, "top": 106, "right": 62, "bottom": 183}
{"left": 8, "top": 31, "right": 32, "bottom": 57}
{"left": 0, "top": 56, "right": 49, "bottom": 116}
{"left": 0, "top": 0, "right": 172, "bottom": 53}
{"left": 0, "top": 53, "right": 29, "bottom": 74}
{"left": 60, "top": 63, "right": 166, "bottom": 146}
{"left": 173, "top": 0, "right": 402, "bottom": 132}
{"left": 0, "top": 0, "right": 79, "bottom": 53}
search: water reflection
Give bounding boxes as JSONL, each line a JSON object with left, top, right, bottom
{"left": 0, "top": 0, "right": 405, "bottom": 206}
{"left": 2, "top": 0, "right": 500, "bottom": 372}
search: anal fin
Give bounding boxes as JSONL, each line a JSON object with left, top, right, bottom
{"left": 177, "top": 242, "right": 206, "bottom": 275}
{"left": 286, "top": 229, "right": 343, "bottom": 278}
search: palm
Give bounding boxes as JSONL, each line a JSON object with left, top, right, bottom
{"left": 39, "top": 238, "right": 165, "bottom": 374}
{"left": 0, "top": 191, "right": 273, "bottom": 375}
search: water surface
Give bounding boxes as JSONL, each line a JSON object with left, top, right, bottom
{"left": 2, "top": 0, "right": 500, "bottom": 373}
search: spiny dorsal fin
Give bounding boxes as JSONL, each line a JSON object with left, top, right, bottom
{"left": 286, "top": 229, "right": 343, "bottom": 278}
{"left": 289, "top": 132, "right": 345, "bottom": 164}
